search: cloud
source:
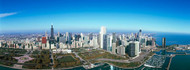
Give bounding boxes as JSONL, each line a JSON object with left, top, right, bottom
{"left": 0, "top": 12, "right": 17, "bottom": 18}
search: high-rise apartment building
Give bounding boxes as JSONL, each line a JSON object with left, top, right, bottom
{"left": 162, "top": 37, "right": 166, "bottom": 48}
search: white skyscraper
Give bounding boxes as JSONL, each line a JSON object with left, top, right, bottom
{"left": 134, "top": 41, "right": 140, "bottom": 56}
{"left": 109, "top": 35, "right": 113, "bottom": 51}
{"left": 66, "top": 32, "right": 69, "bottom": 41}
{"left": 100, "top": 26, "right": 106, "bottom": 48}
{"left": 80, "top": 33, "right": 84, "bottom": 41}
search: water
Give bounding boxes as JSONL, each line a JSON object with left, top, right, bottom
{"left": 170, "top": 55, "right": 190, "bottom": 70}
{"left": 153, "top": 32, "right": 190, "bottom": 46}
{"left": 0, "top": 66, "right": 18, "bottom": 70}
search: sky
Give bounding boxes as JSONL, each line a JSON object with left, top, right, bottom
{"left": 0, "top": 0, "right": 190, "bottom": 33}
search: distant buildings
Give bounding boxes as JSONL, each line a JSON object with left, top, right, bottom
{"left": 0, "top": 25, "right": 157, "bottom": 57}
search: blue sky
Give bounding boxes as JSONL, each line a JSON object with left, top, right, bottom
{"left": 0, "top": 0, "right": 190, "bottom": 33}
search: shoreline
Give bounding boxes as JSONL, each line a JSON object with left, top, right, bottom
{"left": 0, "top": 64, "right": 21, "bottom": 70}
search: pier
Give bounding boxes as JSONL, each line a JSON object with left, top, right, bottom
{"left": 166, "top": 55, "right": 175, "bottom": 70}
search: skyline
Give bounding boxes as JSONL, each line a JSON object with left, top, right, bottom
{"left": 0, "top": 0, "right": 190, "bottom": 34}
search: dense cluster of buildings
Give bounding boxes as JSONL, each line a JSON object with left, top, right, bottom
{"left": 0, "top": 25, "right": 155, "bottom": 57}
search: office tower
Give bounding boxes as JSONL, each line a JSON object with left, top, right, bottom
{"left": 92, "top": 36, "right": 99, "bottom": 48}
{"left": 51, "top": 44, "right": 55, "bottom": 49}
{"left": 112, "top": 43, "right": 116, "bottom": 54}
{"left": 103, "top": 34, "right": 108, "bottom": 50}
{"left": 134, "top": 41, "right": 140, "bottom": 56}
{"left": 59, "top": 36, "right": 67, "bottom": 43}
{"left": 108, "top": 35, "right": 113, "bottom": 51}
{"left": 138, "top": 29, "right": 142, "bottom": 52}
{"left": 116, "top": 39, "right": 121, "bottom": 46}
{"left": 45, "top": 31, "right": 48, "bottom": 39}
{"left": 141, "top": 38, "right": 146, "bottom": 47}
{"left": 37, "top": 36, "right": 41, "bottom": 42}
{"left": 100, "top": 26, "right": 106, "bottom": 48}
{"left": 138, "top": 29, "right": 142, "bottom": 40}
{"left": 89, "top": 33, "right": 93, "bottom": 40}
{"left": 117, "top": 45, "right": 125, "bottom": 55}
{"left": 162, "top": 37, "right": 166, "bottom": 48}
{"left": 66, "top": 32, "right": 69, "bottom": 41}
{"left": 127, "top": 41, "right": 140, "bottom": 57}
{"left": 152, "top": 38, "right": 156, "bottom": 47}
{"left": 42, "top": 37, "right": 47, "bottom": 44}
{"left": 50, "top": 24, "right": 54, "bottom": 40}
{"left": 84, "top": 36, "right": 89, "bottom": 46}
{"left": 118, "top": 35, "right": 122, "bottom": 40}
{"left": 127, "top": 42, "right": 136, "bottom": 57}
{"left": 49, "top": 24, "right": 55, "bottom": 44}
{"left": 56, "top": 36, "right": 59, "bottom": 43}
{"left": 66, "top": 32, "right": 72, "bottom": 44}
{"left": 112, "top": 33, "right": 117, "bottom": 43}
{"left": 80, "top": 33, "right": 84, "bottom": 41}
{"left": 56, "top": 43, "right": 59, "bottom": 49}
{"left": 58, "top": 31, "right": 60, "bottom": 37}
{"left": 97, "top": 34, "right": 100, "bottom": 46}
{"left": 74, "top": 34, "right": 81, "bottom": 41}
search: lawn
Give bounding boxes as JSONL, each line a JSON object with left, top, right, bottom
{"left": 78, "top": 49, "right": 128, "bottom": 60}
{"left": 53, "top": 54, "right": 82, "bottom": 68}
{"left": 58, "top": 56, "right": 76, "bottom": 62}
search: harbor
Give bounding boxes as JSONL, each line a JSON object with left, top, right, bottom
{"left": 144, "top": 55, "right": 166, "bottom": 68}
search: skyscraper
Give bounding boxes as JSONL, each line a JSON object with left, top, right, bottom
{"left": 45, "top": 31, "right": 48, "bottom": 39}
{"left": 138, "top": 29, "right": 142, "bottom": 53}
{"left": 134, "top": 41, "right": 140, "bottom": 56}
{"left": 103, "top": 34, "right": 108, "bottom": 50}
{"left": 89, "top": 33, "right": 93, "bottom": 40}
{"left": 58, "top": 31, "right": 60, "bottom": 37}
{"left": 112, "top": 43, "right": 116, "bottom": 54}
{"left": 162, "top": 37, "right": 166, "bottom": 48}
{"left": 127, "top": 41, "right": 140, "bottom": 57}
{"left": 66, "top": 32, "right": 72, "bottom": 44}
{"left": 50, "top": 24, "right": 54, "bottom": 40}
{"left": 112, "top": 32, "right": 117, "bottom": 43}
{"left": 127, "top": 42, "right": 136, "bottom": 57}
{"left": 100, "top": 26, "right": 106, "bottom": 48}
{"left": 42, "top": 37, "right": 47, "bottom": 44}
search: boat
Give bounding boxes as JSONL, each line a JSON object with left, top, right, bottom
{"left": 144, "top": 64, "right": 156, "bottom": 68}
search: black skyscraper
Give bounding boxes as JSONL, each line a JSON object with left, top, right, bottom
{"left": 50, "top": 25, "right": 54, "bottom": 39}
{"left": 50, "top": 25, "right": 55, "bottom": 44}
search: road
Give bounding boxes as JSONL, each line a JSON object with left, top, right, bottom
{"left": 97, "top": 58, "right": 130, "bottom": 63}
{"left": 97, "top": 51, "right": 152, "bottom": 63}
{"left": 50, "top": 50, "right": 54, "bottom": 70}
{"left": 73, "top": 52, "right": 89, "bottom": 64}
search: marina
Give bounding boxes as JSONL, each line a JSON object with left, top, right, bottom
{"left": 144, "top": 55, "right": 166, "bottom": 68}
